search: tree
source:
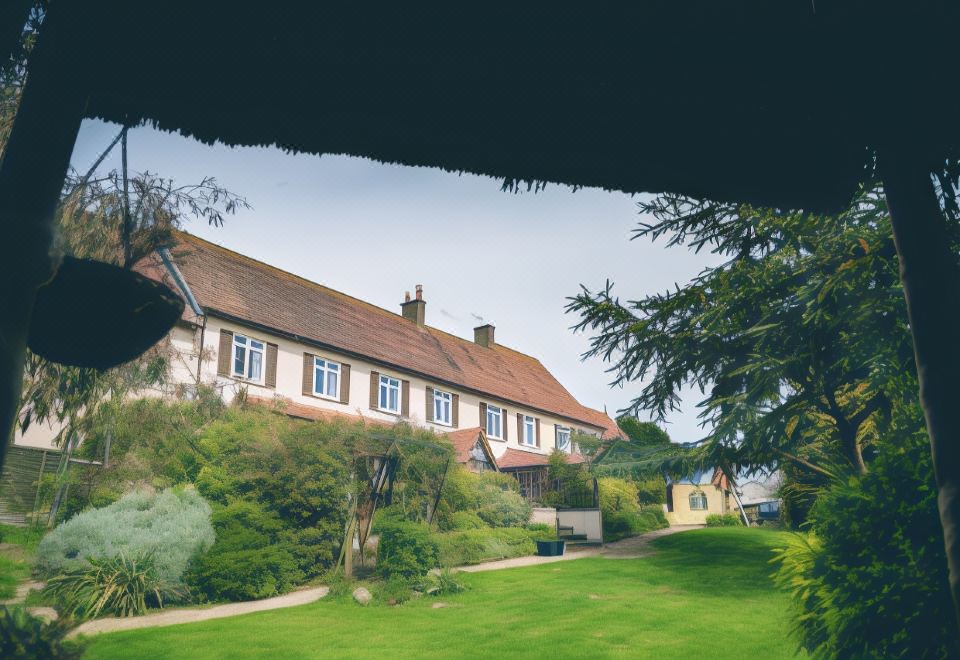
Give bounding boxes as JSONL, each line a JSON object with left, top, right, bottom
{"left": 616, "top": 418, "right": 671, "bottom": 446}
{"left": 568, "top": 188, "right": 914, "bottom": 480}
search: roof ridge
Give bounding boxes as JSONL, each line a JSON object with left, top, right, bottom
{"left": 173, "top": 230, "right": 546, "bottom": 363}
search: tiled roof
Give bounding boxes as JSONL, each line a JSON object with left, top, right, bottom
{"left": 497, "top": 447, "right": 586, "bottom": 470}
{"left": 445, "top": 427, "right": 497, "bottom": 468}
{"left": 147, "top": 231, "right": 618, "bottom": 429}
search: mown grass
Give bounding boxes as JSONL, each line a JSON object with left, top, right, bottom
{"left": 0, "top": 523, "right": 44, "bottom": 599}
{"left": 84, "top": 528, "right": 797, "bottom": 659}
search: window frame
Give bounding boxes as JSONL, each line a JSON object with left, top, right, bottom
{"left": 433, "top": 388, "right": 453, "bottom": 427}
{"left": 378, "top": 374, "right": 401, "bottom": 414}
{"left": 555, "top": 425, "right": 571, "bottom": 452}
{"left": 689, "top": 491, "right": 708, "bottom": 511}
{"left": 486, "top": 404, "right": 503, "bottom": 440}
{"left": 522, "top": 415, "right": 537, "bottom": 447}
{"left": 312, "top": 356, "right": 342, "bottom": 400}
{"left": 232, "top": 333, "right": 266, "bottom": 384}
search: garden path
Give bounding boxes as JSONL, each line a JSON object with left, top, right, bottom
{"left": 69, "top": 586, "right": 330, "bottom": 639}
{"left": 457, "top": 524, "right": 704, "bottom": 573}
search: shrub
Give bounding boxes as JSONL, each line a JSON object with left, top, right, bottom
{"left": 441, "top": 511, "right": 487, "bottom": 532}
{"left": 375, "top": 518, "right": 439, "bottom": 580}
{"left": 774, "top": 427, "right": 960, "bottom": 659}
{"left": 44, "top": 552, "right": 182, "bottom": 619}
{"left": 438, "top": 469, "right": 531, "bottom": 528}
{"left": 705, "top": 513, "right": 742, "bottom": 527}
{"left": 603, "top": 507, "right": 667, "bottom": 543}
{"left": 0, "top": 606, "right": 84, "bottom": 659}
{"left": 525, "top": 522, "right": 553, "bottom": 535}
{"left": 426, "top": 568, "right": 468, "bottom": 596}
{"left": 187, "top": 500, "right": 303, "bottom": 602}
{"left": 598, "top": 477, "right": 640, "bottom": 515}
{"left": 37, "top": 488, "right": 213, "bottom": 594}
{"left": 635, "top": 477, "right": 666, "bottom": 505}
{"left": 435, "top": 527, "right": 538, "bottom": 566}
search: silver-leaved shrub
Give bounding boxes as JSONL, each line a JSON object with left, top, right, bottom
{"left": 37, "top": 487, "right": 214, "bottom": 591}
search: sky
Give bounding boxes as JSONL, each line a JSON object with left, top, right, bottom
{"left": 68, "top": 120, "right": 724, "bottom": 443}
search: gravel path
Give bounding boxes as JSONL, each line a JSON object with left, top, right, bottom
{"left": 458, "top": 524, "right": 703, "bottom": 573}
{"left": 69, "top": 586, "right": 330, "bottom": 638}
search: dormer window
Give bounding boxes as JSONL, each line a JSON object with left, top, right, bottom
{"left": 313, "top": 357, "right": 341, "bottom": 400}
{"left": 232, "top": 334, "right": 265, "bottom": 383}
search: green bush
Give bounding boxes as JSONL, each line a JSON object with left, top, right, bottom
{"left": 603, "top": 507, "right": 667, "bottom": 543}
{"left": 705, "top": 513, "right": 742, "bottom": 527}
{"left": 598, "top": 477, "right": 640, "bottom": 514}
{"left": 435, "top": 527, "right": 538, "bottom": 566}
{"left": 0, "top": 606, "right": 84, "bottom": 659}
{"left": 635, "top": 477, "right": 666, "bottom": 505}
{"left": 441, "top": 511, "right": 487, "bottom": 532}
{"left": 426, "top": 568, "right": 468, "bottom": 596}
{"left": 44, "top": 552, "right": 181, "bottom": 619}
{"left": 376, "top": 518, "right": 439, "bottom": 580}
{"left": 438, "top": 469, "right": 531, "bottom": 528}
{"left": 774, "top": 426, "right": 959, "bottom": 658}
{"left": 187, "top": 500, "right": 303, "bottom": 602}
{"left": 37, "top": 488, "right": 213, "bottom": 595}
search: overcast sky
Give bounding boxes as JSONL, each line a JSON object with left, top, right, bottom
{"left": 69, "top": 120, "right": 724, "bottom": 443}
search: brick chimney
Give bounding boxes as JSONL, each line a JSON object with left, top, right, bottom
{"left": 401, "top": 284, "right": 426, "bottom": 327}
{"left": 474, "top": 323, "right": 495, "bottom": 347}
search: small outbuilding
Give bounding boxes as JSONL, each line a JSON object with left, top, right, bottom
{"left": 665, "top": 469, "right": 739, "bottom": 525}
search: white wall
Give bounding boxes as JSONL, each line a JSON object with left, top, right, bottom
{"left": 192, "top": 316, "right": 604, "bottom": 458}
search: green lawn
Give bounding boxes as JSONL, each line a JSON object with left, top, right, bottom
{"left": 0, "top": 523, "right": 43, "bottom": 600}
{"left": 85, "top": 528, "right": 798, "bottom": 659}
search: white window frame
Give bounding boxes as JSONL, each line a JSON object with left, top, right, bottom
{"left": 433, "top": 389, "right": 453, "bottom": 426}
{"left": 312, "top": 356, "right": 341, "bottom": 400}
{"left": 555, "top": 425, "right": 571, "bottom": 452}
{"left": 689, "top": 491, "right": 708, "bottom": 511}
{"left": 522, "top": 415, "right": 537, "bottom": 447}
{"left": 379, "top": 374, "right": 401, "bottom": 414}
{"left": 486, "top": 404, "right": 503, "bottom": 440}
{"left": 232, "top": 333, "right": 265, "bottom": 384}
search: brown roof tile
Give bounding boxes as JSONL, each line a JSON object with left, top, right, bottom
{"left": 148, "top": 232, "right": 616, "bottom": 429}
{"left": 497, "top": 447, "right": 586, "bottom": 470}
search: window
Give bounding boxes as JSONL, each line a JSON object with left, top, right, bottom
{"left": 555, "top": 426, "right": 571, "bottom": 452}
{"left": 379, "top": 375, "right": 401, "bottom": 413}
{"left": 486, "top": 404, "right": 503, "bottom": 439}
{"left": 232, "top": 334, "right": 264, "bottom": 383}
{"left": 433, "top": 389, "right": 452, "bottom": 426}
{"left": 689, "top": 491, "right": 708, "bottom": 510}
{"left": 313, "top": 357, "right": 341, "bottom": 399}
{"left": 522, "top": 415, "right": 536, "bottom": 446}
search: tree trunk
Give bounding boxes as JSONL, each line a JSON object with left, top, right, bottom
{"left": 0, "top": 12, "right": 85, "bottom": 469}
{"left": 881, "top": 146, "right": 960, "bottom": 627}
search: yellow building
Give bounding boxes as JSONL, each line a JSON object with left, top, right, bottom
{"left": 665, "top": 469, "right": 738, "bottom": 525}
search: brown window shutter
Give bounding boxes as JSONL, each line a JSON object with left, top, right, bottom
{"left": 401, "top": 380, "right": 410, "bottom": 417}
{"left": 452, "top": 394, "right": 459, "bottom": 428}
{"left": 503, "top": 409, "right": 508, "bottom": 442}
{"left": 217, "top": 329, "right": 233, "bottom": 376}
{"left": 535, "top": 418, "right": 541, "bottom": 447}
{"left": 425, "top": 386, "right": 434, "bottom": 422}
{"left": 339, "top": 363, "right": 351, "bottom": 404}
{"left": 265, "top": 343, "right": 278, "bottom": 388}
{"left": 479, "top": 402, "right": 487, "bottom": 432}
{"left": 517, "top": 413, "right": 523, "bottom": 444}
{"left": 369, "top": 371, "right": 380, "bottom": 409}
{"left": 554, "top": 424, "right": 559, "bottom": 449}
{"left": 302, "top": 353, "right": 314, "bottom": 396}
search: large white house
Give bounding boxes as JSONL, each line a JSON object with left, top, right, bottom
{"left": 79, "top": 232, "right": 618, "bottom": 498}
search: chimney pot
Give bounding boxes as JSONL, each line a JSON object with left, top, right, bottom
{"left": 401, "top": 286, "right": 426, "bottom": 327}
{"left": 474, "top": 324, "right": 495, "bottom": 348}
{"left": 405, "top": 291, "right": 411, "bottom": 302}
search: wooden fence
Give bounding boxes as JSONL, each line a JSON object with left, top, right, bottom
{"left": 0, "top": 445, "right": 61, "bottom": 526}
